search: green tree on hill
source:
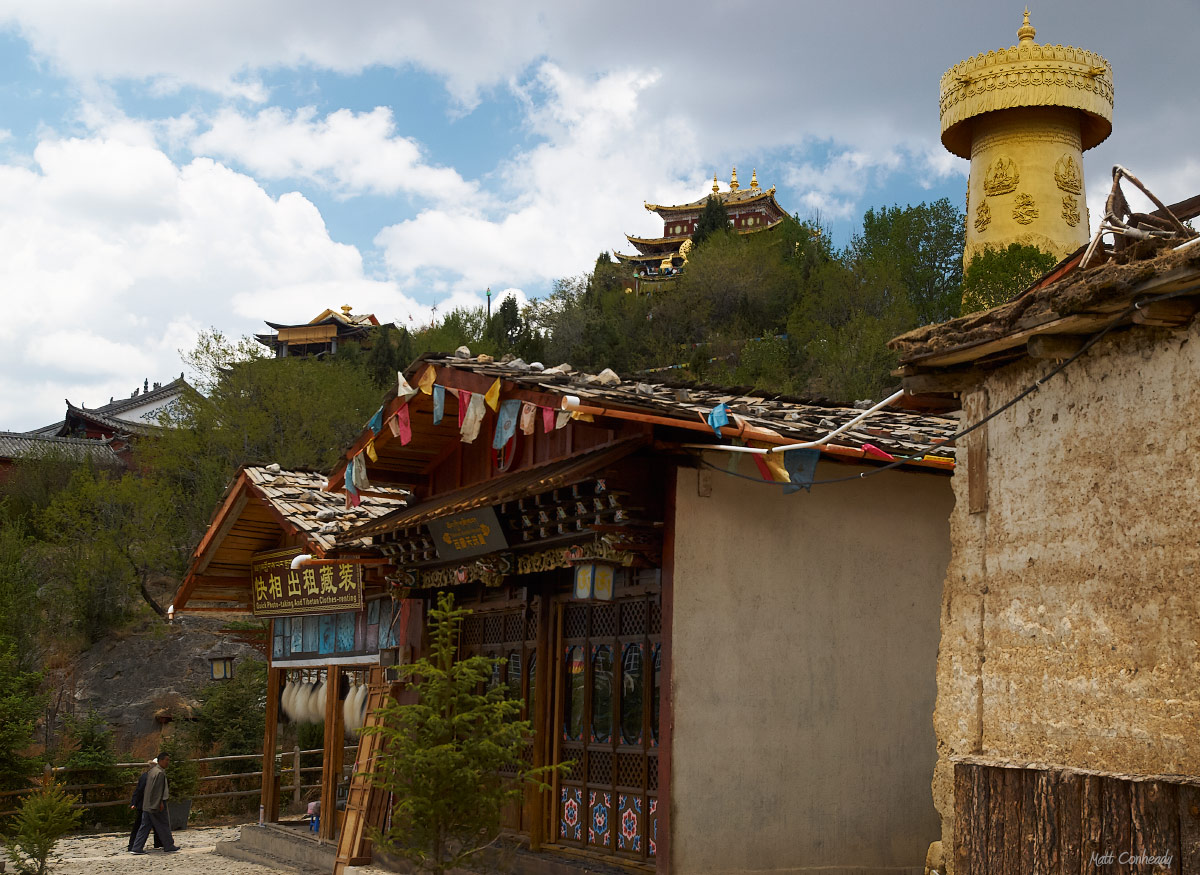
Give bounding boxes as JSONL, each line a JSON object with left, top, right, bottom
{"left": 962, "top": 242, "right": 1058, "bottom": 313}
{"left": 691, "top": 194, "right": 730, "bottom": 247}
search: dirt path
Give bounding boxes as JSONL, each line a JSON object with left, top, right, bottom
{"left": 46, "top": 825, "right": 282, "bottom": 874}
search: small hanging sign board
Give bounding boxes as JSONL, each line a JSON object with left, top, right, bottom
{"left": 250, "top": 546, "right": 364, "bottom": 618}
{"left": 428, "top": 506, "right": 509, "bottom": 560}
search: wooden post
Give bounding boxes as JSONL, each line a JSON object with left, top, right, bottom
{"left": 528, "top": 591, "right": 552, "bottom": 851}
{"left": 293, "top": 745, "right": 301, "bottom": 805}
{"left": 319, "top": 666, "right": 345, "bottom": 842}
{"left": 965, "top": 389, "right": 989, "bottom": 514}
{"left": 548, "top": 602, "right": 565, "bottom": 844}
{"left": 655, "top": 463, "right": 677, "bottom": 874}
{"left": 262, "top": 665, "right": 283, "bottom": 822}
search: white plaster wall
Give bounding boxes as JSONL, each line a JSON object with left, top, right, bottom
{"left": 670, "top": 460, "right": 953, "bottom": 875}
{"left": 933, "top": 321, "right": 1200, "bottom": 862}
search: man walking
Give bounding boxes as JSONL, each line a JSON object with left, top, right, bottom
{"left": 130, "top": 752, "right": 179, "bottom": 854}
{"left": 126, "top": 762, "right": 164, "bottom": 852}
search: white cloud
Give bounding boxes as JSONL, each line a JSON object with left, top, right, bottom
{"left": 375, "top": 64, "right": 707, "bottom": 296}
{"left": 191, "top": 107, "right": 480, "bottom": 203}
{"left": 0, "top": 130, "right": 433, "bottom": 431}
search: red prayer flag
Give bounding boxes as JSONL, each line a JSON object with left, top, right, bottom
{"left": 458, "top": 391, "right": 472, "bottom": 429}
{"left": 542, "top": 406, "right": 555, "bottom": 434}
{"left": 862, "top": 443, "right": 896, "bottom": 461}
{"left": 395, "top": 404, "right": 412, "bottom": 445}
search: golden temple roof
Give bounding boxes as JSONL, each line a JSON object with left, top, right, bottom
{"left": 645, "top": 166, "right": 784, "bottom": 215}
{"left": 939, "top": 9, "right": 1113, "bottom": 159}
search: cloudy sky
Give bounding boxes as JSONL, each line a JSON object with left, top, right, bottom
{"left": 0, "top": 1, "right": 1197, "bottom": 431}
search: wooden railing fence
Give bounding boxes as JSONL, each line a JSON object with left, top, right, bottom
{"left": 0, "top": 745, "right": 358, "bottom": 818}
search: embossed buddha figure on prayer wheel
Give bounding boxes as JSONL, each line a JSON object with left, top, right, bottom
{"left": 940, "top": 8, "right": 1113, "bottom": 267}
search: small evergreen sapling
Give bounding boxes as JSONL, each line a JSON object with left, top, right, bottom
{"left": 3, "top": 783, "right": 81, "bottom": 875}
{"left": 365, "top": 593, "right": 558, "bottom": 874}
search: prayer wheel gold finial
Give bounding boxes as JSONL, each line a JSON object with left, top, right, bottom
{"left": 1017, "top": 7, "right": 1036, "bottom": 43}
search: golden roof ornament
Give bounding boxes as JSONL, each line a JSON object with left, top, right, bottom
{"left": 712, "top": 174, "right": 719, "bottom": 194}
{"left": 1017, "top": 7, "right": 1036, "bottom": 43}
{"left": 730, "top": 166, "right": 739, "bottom": 192}
{"left": 340, "top": 304, "right": 353, "bottom": 316}
{"left": 750, "top": 169, "right": 759, "bottom": 191}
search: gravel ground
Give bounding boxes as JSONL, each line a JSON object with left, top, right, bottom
{"left": 44, "top": 825, "right": 284, "bottom": 874}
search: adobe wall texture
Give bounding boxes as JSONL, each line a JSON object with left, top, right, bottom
{"left": 933, "top": 322, "right": 1200, "bottom": 862}
{"left": 670, "top": 459, "right": 953, "bottom": 875}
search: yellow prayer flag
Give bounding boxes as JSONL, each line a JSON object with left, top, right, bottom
{"left": 365, "top": 439, "right": 378, "bottom": 462}
{"left": 570, "top": 410, "right": 595, "bottom": 422}
{"left": 483, "top": 378, "right": 502, "bottom": 412}
{"left": 761, "top": 454, "right": 788, "bottom": 482}
{"left": 417, "top": 366, "right": 436, "bottom": 395}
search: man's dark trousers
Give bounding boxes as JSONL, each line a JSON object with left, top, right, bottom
{"left": 131, "top": 807, "right": 173, "bottom": 853}
{"left": 126, "top": 771, "right": 163, "bottom": 851}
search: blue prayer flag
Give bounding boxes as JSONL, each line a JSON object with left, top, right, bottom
{"left": 432, "top": 385, "right": 445, "bottom": 425}
{"left": 782, "top": 448, "right": 820, "bottom": 494}
{"left": 707, "top": 402, "right": 729, "bottom": 437}
{"left": 493, "top": 399, "right": 521, "bottom": 450}
{"left": 367, "top": 406, "right": 384, "bottom": 436}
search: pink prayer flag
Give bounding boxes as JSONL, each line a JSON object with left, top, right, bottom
{"left": 458, "top": 391, "right": 472, "bottom": 429}
{"left": 542, "top": 406, "right": 555, "bottom": 434}
{"left": 395, "top": 404, "right": 413, "bottom": 445}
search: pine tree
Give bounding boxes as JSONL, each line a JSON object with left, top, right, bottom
{"left": 691, "top": 194, "right": 730, "bottom": 246}
{"left": 366, "top": 593, "right": 556, "bottom": 874}
{"left": 3, "top": 783, "right": 81, "bottom": 875}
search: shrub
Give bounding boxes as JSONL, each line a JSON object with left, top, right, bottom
{"left": 3, "top": 783, "right": 81, "bottom": 875}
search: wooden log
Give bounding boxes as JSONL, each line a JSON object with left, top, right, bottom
{"left": 1179, "top": 785, "right": 1200, "bottom": 875}
{"left": 1002, "top": 767, "right": 1026, "bottom": 875}
{"left": 1033, "top": 769, "right": 1060, "bottom": 875}
{"left": 1028, "top": 334, "right": 1088, "bottom": 361}
{"left": 1101, "top": 777, "right": 1134, "bottom": 875}
{"left": 1059, "top": 771, "right": 1084, "bottom": 875}
{"left": 1132, "top": 299, "right": 1198, "bottom": 329}
{"left": 1131, "top": 781, "right": 1179, "bottom": 875}
{"left": 986, "top": 767, "right": 1007, "bottom": 875}
{"left": 1020, "top": 768, "right": 1037, "bottom": 875}
{"left": 954, "top": 764, "right": 989, "bottom": 875}
{"left": 901, "top": 368, "right": 988, "bottom": 395}
{"left": 1082, "top": 774, "right": 1104, "bottom": 875}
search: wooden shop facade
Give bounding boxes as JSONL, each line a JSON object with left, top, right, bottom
{"left": 314, "top": 353, "right": 960, "bottom": 875}
{"left": 171, "top": 464, "right": 409, "bottom": 849}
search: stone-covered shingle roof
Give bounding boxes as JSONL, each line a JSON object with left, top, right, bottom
{"left": 0, "top": 431, "right": 123, "bottom": 465}
{"left": 241, "top": 465, "right": 408, "bottom": 551}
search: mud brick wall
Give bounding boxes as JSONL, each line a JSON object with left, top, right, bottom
{"left": 935, "top": 323, "right": 1200, "bottom": 865}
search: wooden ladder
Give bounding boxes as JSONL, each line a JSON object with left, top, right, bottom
{"left": 333, "top": 668, "right": 391, "bottom": 874}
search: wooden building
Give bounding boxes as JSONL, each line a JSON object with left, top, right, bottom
{"left": 255, "top": 306, "right": 381, "bottom": 359}
{"left": 172, "top": 464, "right": 408, "bottom": 846}
{"left": 0, "top": 431, "right": 123, "bottom": 481}
{"left": 890, "top": 200, "right": 1200, "bottom": 873}
{"left": 29, "top": 376, "right": 190, "bottom": 442}
{"left": 615, "top": 167, "right": 789, "bottom": 277}
{"left": 311, "top": 353, "right": 959, "bottom": 874}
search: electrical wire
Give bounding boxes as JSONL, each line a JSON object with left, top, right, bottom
{"left": 693, "top": 283, "right": 1200, "bottom": 489}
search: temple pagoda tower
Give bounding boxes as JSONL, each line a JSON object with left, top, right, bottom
{"left": 941, "top": 9, "right": 1113, "bottom": 266}
{"left": 616, "top": 167, "right": 789, "bottom": 278}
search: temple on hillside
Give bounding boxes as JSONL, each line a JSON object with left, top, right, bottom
{"left": 255, "top": 305, "right": 381, "bottom": 358}
{"left": 616, "top": 167, "right": 790, "bottom": 278}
